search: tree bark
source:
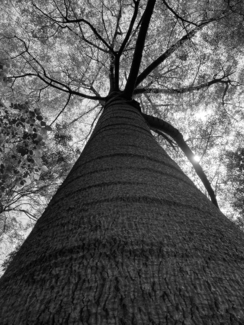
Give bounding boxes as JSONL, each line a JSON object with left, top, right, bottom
{"left": 1, "top": 99, "right": 244, "bottom": 324}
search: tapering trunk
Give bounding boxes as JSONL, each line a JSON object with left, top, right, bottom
{"left": 1, "top": 99, "right": 244, "bottom": 324}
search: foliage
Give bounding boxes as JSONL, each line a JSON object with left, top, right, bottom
{"left": 0, "top": 101, "right": 51, "bottom": 196}
{"left": 224, "top": 148, "right": 244, "bottom": 220}
{"left": 0, "top": 107, "right": 78, "bottom": 254}
{"left": 1, "top": 242, "right": 22, "bottom": 273}
{"left": 0, "top": 116, "right": 77, "bottom": 212}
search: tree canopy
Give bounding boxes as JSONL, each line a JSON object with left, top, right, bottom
{"left": 1, "top": 0, "right": 244, "bottom": 265}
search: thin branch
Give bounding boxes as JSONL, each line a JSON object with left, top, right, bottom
{"left": 50, "top": 93, "right": 71, "bottom": 126}
{"left": 124, "top": 0, "right": 156, "bottom": 98}
{"left": 142, "top": 113, "right": 219, "bottom": 208}
{"left": 63, "top": 17, "right": 115, "bottom": 53}
{"left": 33, "top": 3, "right": 110, "bottom": 53}
{"left": 162, "top": 0, "right": 198, "bottom": 27}
{"left": 199, "top": 129, "right": 213, "bottom": 162}
{"left": 9, "top": 209, "right": 38, "bottom": 221}
{"left": 135, "top": 20, "right": 214, "bottom": 87}
{"left": 134, "top": 74, "right": 232, "bottom": 95}
{"left": 101, "top": 2, "right": 111, "bottom": 44}
{"left": 118, "top": 0, "right": 140, "bottom": 56}
{"left": 36, "top": 74, "right": 102, "bottom": 100}
{"left": 113, "top": 10, "right": 123, "bottom": 36}
{"left": 66, "top": 103, "right": 100, "bottom": 127}
{"left": 11, "top": 36, "right": 103, "bottom": 100}
{"left": 69, "top": 22, "right": 110, "bottom": 53}
{"left": 84, "top": 106, "right": 104, "bottom": 142}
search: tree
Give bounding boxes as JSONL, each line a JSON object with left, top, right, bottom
{"left": 0, "top": 102, "right": 77, "bottom": 223}
{"left": 1, "top": 0, "right": 244, "bottom": 323}
{"left": 0, "top": 100, "right": 77, "bottom": 267}
{"left": 224, "top": 147, "right": 244, "bottom": 223}
{"left": 1, "top": 242, "right": 22, "bottom": 273}
{"left": 0, "top": 100, "right": 51, "bottom": 216}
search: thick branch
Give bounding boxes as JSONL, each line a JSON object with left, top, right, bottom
{"left": 12, "top": 72, "right": 102, "bottom": 100}
{"left": 134, "top": 75, "right": 231, "bottom": 95}
{"left": 35, "top": 74, "right": 102, "bottom": 100}
{"left": 11, "top": 36, "right": 103, "bottom": 100}
{"left": 118, "top": 1, "right": 140, "bottom": 56}
{"left": 109, "top": 54, "right": 116, "bottom": 91}
{"left": 111, "top": 5, "right": 122, "bottom": 90}
{"left": 63, "top": 17, "right": 115, "bottom": 53}
{"left": 114, "top": 1, "right": 140, "bottom": 89}
{"left": 152, "top": 128, "right": 177, "bottom": 150}
{"left": 124, "top": 0, "right": 156, "bottom": 98}
{"left": 142, "top": 113, "right": 219, "bottom": 208}
{"left": 32, "top": 3, "right": 113, "bottom": 53}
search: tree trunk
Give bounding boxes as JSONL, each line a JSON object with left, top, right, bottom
{"left": 1, "top": 99, "right": 244, "bottom": 324}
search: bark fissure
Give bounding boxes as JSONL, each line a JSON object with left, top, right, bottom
{"left": 3, "top": 240, "right": 243, "bottom": 287}
{"left": 58, "top": 165, "right": 195, "bottom": 191}
{"left": 61, "top": 152, "right": 191, "bottom": 188}
{"left": 50, "top": 184, "right": 206, "bottom": 211}
{"left": 91, "top": 123, "right": 152, "bottom": 136}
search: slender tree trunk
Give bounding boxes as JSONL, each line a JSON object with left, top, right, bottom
{"left": 1, "top": 99, "right": 244, "bottom": 324}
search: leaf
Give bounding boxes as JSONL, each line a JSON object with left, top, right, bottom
{"left": 24, "top": 176, "right": 32, "bottom": 185}
{"left": 33, "top": 173, "right": 40, "bottom": 180}
{"left": 44, "top": 125, "right": 52, "bottom": 131}
{"left": 41, "top": 165, "right": 48, "bottom": 172}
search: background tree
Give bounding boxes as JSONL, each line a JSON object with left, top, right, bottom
{"left": 1, "top": 0, "right": 244, "bottom": 323}
{"left": 0, "top": 99, "right": 78, "bottom": 271}
{"left": 223, "top": 147, "right": 244, "bottom": 226}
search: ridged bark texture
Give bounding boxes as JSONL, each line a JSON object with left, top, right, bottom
{"left": 1, "top": 100, "right": 244, "bottom": 324}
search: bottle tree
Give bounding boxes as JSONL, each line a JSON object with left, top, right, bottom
{"left": 1, "top": 0, "right": 244, "bottom": 323}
